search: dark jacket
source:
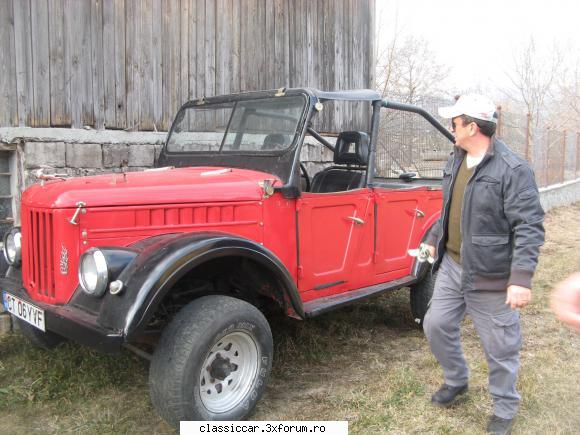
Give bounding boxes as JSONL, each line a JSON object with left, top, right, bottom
{"left": 426, "top": 137, "right": 545, "bottom": 291}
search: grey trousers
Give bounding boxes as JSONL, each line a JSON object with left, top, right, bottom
{"left": 423, "top": 254, "right": 522, "bottom": 419}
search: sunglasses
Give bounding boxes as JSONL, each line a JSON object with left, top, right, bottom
{"left": 451, "top": 118, "right": 475, "bottom": 132}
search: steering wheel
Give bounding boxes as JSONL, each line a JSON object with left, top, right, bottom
{"left": 299, "top": 163, "right": 311, "bottom": 192}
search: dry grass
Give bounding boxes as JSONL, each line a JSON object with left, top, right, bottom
{"left": 1, "top": 204, "right": 579, "bottom": 434}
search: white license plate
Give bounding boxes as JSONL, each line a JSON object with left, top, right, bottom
{"left": 2, "top": 291, "right": 46, "bottom": 332}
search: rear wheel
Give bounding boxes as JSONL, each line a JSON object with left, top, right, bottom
{"left": 149, "top": 295, "right": 273, "bottom": 426}
{"left": 410, "top": 270, "right": 438, "bottom": 327}
{"left": 16, "top": 318, "right": 65, "bottom": 350}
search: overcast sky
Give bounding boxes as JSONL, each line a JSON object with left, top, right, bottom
{"left": 377, "top": 0, "right": 579, "bottom": 97}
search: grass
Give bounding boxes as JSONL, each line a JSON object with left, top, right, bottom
{"left": 2, "top": 203, "right": 580, "bottom": 434}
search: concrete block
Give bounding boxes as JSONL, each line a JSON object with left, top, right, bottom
{"left": 154, "top": 145, "right": 164, "bottom": 165}
{"left": 103, "top": 144, "right": 130, "bottom": 168}
{"left": 129, "top": 145, "right": 155, "bottom": 167}
{"left": 25, "top": 141, "right": 66, "bottom": 168}
{"left": 66, "top": 143, "right": 103, "bottom": 168}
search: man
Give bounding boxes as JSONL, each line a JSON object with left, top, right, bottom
{"left": 422, "top": 94, "right": 545, "bottom": 434}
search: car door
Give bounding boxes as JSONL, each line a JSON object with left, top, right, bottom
{"left": 373, "top": 188, "right": 424, "bottom": 277}
{"left": 296, "top": 189, "right": 373, "bottom": 297}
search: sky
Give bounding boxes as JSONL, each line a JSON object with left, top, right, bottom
{"left": 377, "top": 0, "right": 579, "bottom": 98}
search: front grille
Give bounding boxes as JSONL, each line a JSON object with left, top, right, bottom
{"left": 23, "top": 209, "right": 56, "bottom": 300}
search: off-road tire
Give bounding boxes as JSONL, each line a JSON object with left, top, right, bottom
{"left": 410, "top": 270, "right": 438, "bottom": 327}
{"left": 16, "top": 318, "right": 65, "bottom": 349}
{"left": 149, "top": 295, "right": 273, "bottom": 426}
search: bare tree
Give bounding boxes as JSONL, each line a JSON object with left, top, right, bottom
{"left": 554, "top": 56, "right": 580, "bottom": 130}
{"left": 504, "top": 37, "right": 563, "bottom": 127}
{"left": 376, "top": 34, "right": 449, "bottom": 103}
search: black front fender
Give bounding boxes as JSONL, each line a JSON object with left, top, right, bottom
{"left": 93, "top": 232, "right": 303, "bottom": 341}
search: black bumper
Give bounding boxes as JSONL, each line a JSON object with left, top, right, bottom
{"left": 1, "top": 274, "right": 124, "bottom": 353}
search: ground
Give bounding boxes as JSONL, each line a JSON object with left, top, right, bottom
{"left": 1, "top": 204, "right": 579, "bottom": 434}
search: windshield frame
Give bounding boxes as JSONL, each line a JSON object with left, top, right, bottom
{"left": 163, "top": 91, "right": 311, "bottom": 157}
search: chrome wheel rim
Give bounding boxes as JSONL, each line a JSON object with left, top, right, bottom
{"left": 199, "top": 331, "right": 260, "bottom": 413}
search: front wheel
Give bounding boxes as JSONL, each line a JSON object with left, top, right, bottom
{"left": 410, "top": 270, "right": 438, "bottom": 327}
{"left": 149, "top": 295, "right": 273, "bottom": 426}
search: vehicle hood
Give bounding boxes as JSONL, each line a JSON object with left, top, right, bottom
{"left": 22, "top": 167, "right": 280, "bottom": 208}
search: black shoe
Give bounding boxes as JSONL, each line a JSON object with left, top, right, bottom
{"left": 486, "top": 415, "right": 514, "bottom": 434}
{"left": 431, "top": 383, "right": 468, "bottom": 407}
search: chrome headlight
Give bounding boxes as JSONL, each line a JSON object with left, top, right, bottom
{"left": 78, "top": 248, "right": 108, "bottom": 297}
{"left": 3, "top": 228, "right": 22, "bottom": 266}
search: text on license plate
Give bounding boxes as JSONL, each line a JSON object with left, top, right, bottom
{"left": 2, "top": 291, "right": 46, "bottom": 332}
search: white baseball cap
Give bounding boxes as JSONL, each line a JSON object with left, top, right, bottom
{"left": 438, "top": 94, "right": 498, "bottom": 124}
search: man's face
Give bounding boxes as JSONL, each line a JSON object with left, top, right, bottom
{"left": 450, "top": 116, "right": 475, "bottom": 149}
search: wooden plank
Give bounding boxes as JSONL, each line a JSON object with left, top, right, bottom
{"left": 48, "top": 0, "right": 70, "bottom": 126}
{"left": 204, "top": 0, "right": 215, "bottom": 96}
{"left": 0, "top": 0, "right": 18, "bottom": 126}
{"left": 287, "top": 0, "right": 296, "bottom": 89}
{"left": 334, "top": 0, "right": 344, "bottom": 131}
{"left": 230, "top": 0, "right": 241, "bottom": 93}
{"left": 102, "top": 0, "right": 116, "bottom": 127}
{"left": 204, "top": 0, "right": 215, "bottom": 127}
{"left": 125, "top": 0, "right": 139, "bottom": 130}
{"left": 366, "top": 0, "right": 376, "bottom": 89}
{"left": 255, "top": 0, "right": 266, "bottom": 90}
{"left": 305, "top": 0, "right": 316, "bottom": 88}
{"left": 30, "top": 0, "right": 50, "bottom": 126}
{"left": 13, "top": 0, "right": 33, "bottom": 126}
{"left": 264, "top": 0, "right": 275, "bottom": 89}
{"left": 194, "top": 0, "right": 205, "bottom": 99}
{"left": 322, "top": 0, "right": 335, "bottom": 130}
{"left": 163, "top": 0, "right": 181, "bottom": 128}
{"left": 91, "top": 0, "right": 105, "bottom": 129}
{"left": 79, "top": 1, "right": 94, "bottom": 127}
{"left": 215, "top": 0, "right": 231, "bottom": 128}
{"left": 273, "top": 0, "right": 289, "bottom": 89}
{"left": 66, "top": 0, "right": 94, "bottom": 128}
{"left": 139, "top": 0, "right": 154, "bottom": 130}
{"left": 293, "top": 0, "right": 307, "bottom": 89}
{"left": 215, "top": 0, "right": 230, "bottom": 96}
{"left": 241, "top": 0, "right": 263, "bottom": 92}
{"left": 187, "top": 0, "right": 197, "bottom": 101}
{"left": 114, "top": 0, "right": 126, "bottom": 128}
{"left": 179, "top": 0, "right": 189, "bottom": 108}
{"left": 152, "top": 0, "right": 163, "bottom": 128}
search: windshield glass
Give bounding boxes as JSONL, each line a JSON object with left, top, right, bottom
{"left": 166, "top": 95, "right": 307, "bottom": 153}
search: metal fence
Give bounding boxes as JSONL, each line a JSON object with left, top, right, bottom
{"left": 377, "top": 95, "right": 580, "bottom": 187}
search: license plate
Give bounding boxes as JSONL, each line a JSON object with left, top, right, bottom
{"left": 2, "top": 291, "right": 46, "bottom": 332}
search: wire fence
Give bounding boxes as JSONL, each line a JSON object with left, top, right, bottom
{"left": 377, "top": 95, "right": 580, "bottom": 187}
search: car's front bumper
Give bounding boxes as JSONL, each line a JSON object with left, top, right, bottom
{"left": 1, "top": 272, "right": 124, "bottom": 353}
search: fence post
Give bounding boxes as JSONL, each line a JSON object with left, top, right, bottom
{"left": 525, "top": 113, "right": 531, "bottom": 163}
{"left": 561, "top": 131, "right": 566, "bottom": 183}
{"left": 496, "top": 105, "right": 502, "bottom": 138}
{"left": 577, "top": 133, "right": 580, "bottom": 178}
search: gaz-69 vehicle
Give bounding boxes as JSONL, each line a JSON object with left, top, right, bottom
{"left": 1, "top": 88, "right": 453, "bottom": 426}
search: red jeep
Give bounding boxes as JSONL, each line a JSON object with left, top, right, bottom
{"left": 1, "top": 88, "right": 453, "bottom": 426}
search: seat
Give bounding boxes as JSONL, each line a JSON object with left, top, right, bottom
{"left": 310, "top": 131, "right": 369, "bottom": 193}
{"left": 262, "top": 133, "right": 290, "bottom": 150}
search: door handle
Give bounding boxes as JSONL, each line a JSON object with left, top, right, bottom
{"left": 414, "top": 208, "right": 425, "bottom": 218}
{"left": 347, "top": 216, "right": 365, "bottom": 225}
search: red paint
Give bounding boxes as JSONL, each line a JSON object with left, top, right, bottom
{"left": 20, "top": 167, "right": 441, "bottom": 307}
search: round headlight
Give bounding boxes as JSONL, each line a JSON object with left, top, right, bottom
{"left": 78, "top": 249, "right": 108, "bottom": 297}
{"left": 3, "top": 228, "right": 22, "bottom": 266}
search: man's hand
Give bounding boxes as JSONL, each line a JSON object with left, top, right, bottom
{"left": 423, "top": 244, "right": 436, "bottom": 259}
{"left": 506, "top": 285, "right": 532, "bottom": 309}
{"left": 551, "top": 272, "right": 580, "bottom": 332}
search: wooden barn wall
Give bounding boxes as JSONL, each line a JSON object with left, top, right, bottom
{"left": 0, "top": 0, "right": 375, "bottom": 131}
